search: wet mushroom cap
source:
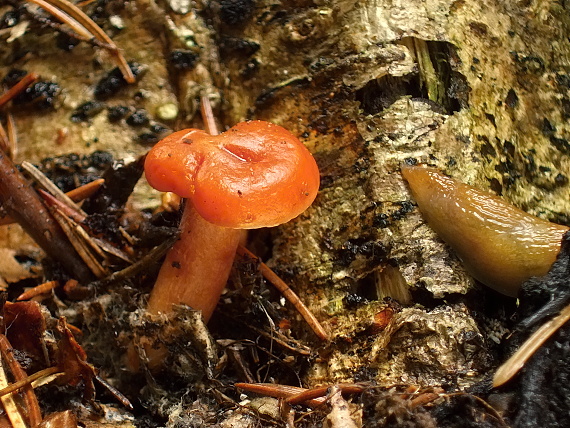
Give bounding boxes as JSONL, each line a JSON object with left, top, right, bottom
{"left": 145, "top": 120, "right": 320, "bottom": 228}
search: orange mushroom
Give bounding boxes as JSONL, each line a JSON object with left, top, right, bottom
{"left": 144, "top": 120, "right": 320, "bottom": 321}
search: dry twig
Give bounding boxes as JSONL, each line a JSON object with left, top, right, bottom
{"left": 0, "top": 179, "right": 104, "bottom": 226}
{"left": 87, "top": 234, "right": 179, "bottom": 290}
{"left": 0, "top": 366, "right": 60, "bottom": 399}
{"left": 22, "top": 160, "right": 87, "bottom": 217}
{"left": 236, "top": 382, "right": 326, "bottom": 408}
{"left": 236, "top": 382, "right": 366, "bottom": 409}
{"left": 17, "top": 280, "right": 59, "bottom": 301}
{"left": 200, "top": 94, "right": 219, "bottom": 135}
{"left": 4, "top": 113, "right": 17, "bottom": 159}
{"left": 24, "top": 0, "right": 135, "bottom": 83}
{"left": 237, "top": 246, "right": 330, "bottom": 341}
{"left": 51, "top": 208, "right": 108, "bottom": 278}
{"left": 0, "top": 335, "right": 42, "bottom": 426}
{"left": 0, "top": 73, "right": 38, "bottom": 108}
{"left": 494, "top": 302, "right": 570, "bottom": 387}
{"left": 26, "top": 0, "right": 92, "bottom": 39}
{"left": 285, "top": 384, "right": 365, "bottom": 406}
{"left": 0, "top": 122, "right": 9, "bottom": 155}
{"left": 0, "top": 148, "right": 93, "bottom": 282}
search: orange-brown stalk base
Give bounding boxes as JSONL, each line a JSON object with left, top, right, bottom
{"left": 147, "top": 205, "right": 242, "bottom": 321}
{"left": 130, "top": 205, "right": 242, "bottom": 371}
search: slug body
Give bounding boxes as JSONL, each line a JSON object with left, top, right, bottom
{"left": 401, "top": 165, "right": 569, "bottom": 296}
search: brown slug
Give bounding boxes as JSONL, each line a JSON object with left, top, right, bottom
{"left": 401, "top": 165, "right": 569, "bottom": 297}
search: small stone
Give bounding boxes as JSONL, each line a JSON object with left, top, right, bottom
{"left": 156, "top": 103, "right": 179, "bottom": 121}
{"left": 109, "top": 15, "right": 124, "bottom": 30}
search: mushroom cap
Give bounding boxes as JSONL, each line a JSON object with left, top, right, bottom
{"left": 145, "top": 121, "right": 320, "bottom": 228}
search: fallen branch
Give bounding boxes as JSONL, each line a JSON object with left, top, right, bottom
{"left": 0, "top": 148, "right": 93, "bottom": 282}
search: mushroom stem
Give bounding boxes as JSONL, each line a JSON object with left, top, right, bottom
{"left": 137, "top": 120, "right": 320, "bottom": 371}
{"left": 146, "top": 204, "right": 242, "bottom": 321}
